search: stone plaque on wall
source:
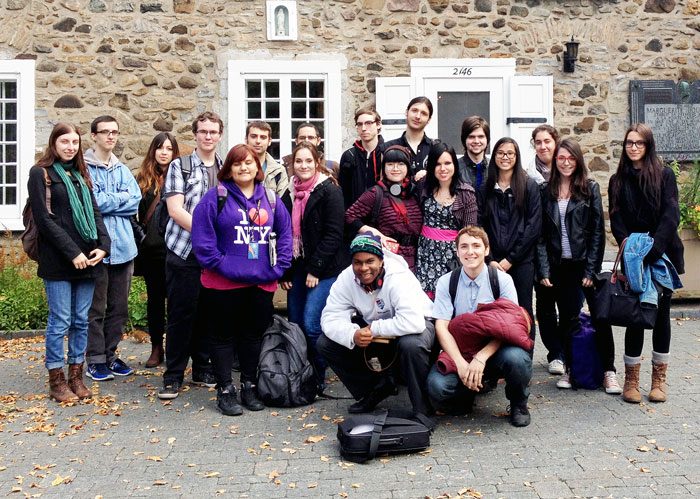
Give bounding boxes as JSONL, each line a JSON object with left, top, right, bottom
{"left": 629, "top": 80, "right": 700, "bottom": 161}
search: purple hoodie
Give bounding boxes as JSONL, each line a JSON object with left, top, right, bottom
{"left": 192, "top": 180, "right": 292, "bottom": 285}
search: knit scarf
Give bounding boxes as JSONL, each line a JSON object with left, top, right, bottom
{"left": 52, "top": 161, "right": 98, "bottom": 242}
{"left": 292, "top": 171, "right": 321, "bottom": 258}
{"left": 535, "top": 156, "right": 551, "bottom": 182}
{"left": 377, "top": 180, "right": 409, "bottom": 225}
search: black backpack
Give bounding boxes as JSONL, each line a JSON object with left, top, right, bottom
{"left": 448, "top": 265, "right": 500, "bottom": 318}
{"left": 257, "top": 315, "right": 317, "bottom": 407}
{"left": 21, "top": 168, "right": 52, "bottom": 262}
{"left": 156, "top": 155, "right": 192, "bottom": 237}
{"left": 337, "top": 409, "right": 435, "bottom": 463}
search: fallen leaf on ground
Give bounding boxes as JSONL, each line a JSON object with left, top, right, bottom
{"left": 203, "top": 471, "right": 220, "bottom": 478}
{"left": 305, "top": 435, "right": 325, "bottom": 444}
{"left": 146, "top": 456, "right": 163, "bottom": 462}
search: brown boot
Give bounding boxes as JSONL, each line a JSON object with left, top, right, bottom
{"left": 145, "top": 343, "right": 164, "bottom": 368}
{"left": 68, "top": 364, "right": 92, "bottom": 400}
{"left": 49, "top": 368, "right": 79, "bottom": 403}
{"left": 622, "top": 363, "right": 641, "bottom": 403}
{"left": 648, "top": 362, "right": 668, "bottom": 403}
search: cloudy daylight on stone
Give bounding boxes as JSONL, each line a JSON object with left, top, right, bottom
{"left": 0, "top": 0, "right": 699, "bottom": 497}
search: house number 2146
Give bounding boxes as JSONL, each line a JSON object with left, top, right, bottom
{"left": 452, "top": 67, "right": 473, "bottom": 76}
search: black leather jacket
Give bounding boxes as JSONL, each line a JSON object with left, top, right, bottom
{"left": 536, "top": 180, "right": 605, "bottom": 281}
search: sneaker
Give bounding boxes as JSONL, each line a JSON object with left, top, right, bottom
{"left": 217, "top": 384, "right": 243, "bottom": 416}
{"left": 556, "top": 373, "right": 572, "bottom": 389}
{"left": 348, "top": 378, "right": 398, "bottom": 414}
{"left": 509, "top": 401, "right": 531, "bottom": 427}
{"left": 548, "top": 359, "right": 565, "bottom": 375}
{"left": 158, "top": 381, "right": 181, "bottom": 400}
{"left": 86, "top": 363, "right": 115, "bottom": 381}
{"left": 192, "top": 371, "right": 217, "bottom": 388}
{"left": 109, "top": 358, "right": 134, "bottom": 376}
{"left": 240, "top": 381, "right": 265, "bottom": 411}
{"left": 603, "top": 370, "right": 623, "bottom": 394}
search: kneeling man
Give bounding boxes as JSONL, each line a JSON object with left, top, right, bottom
{"left": 319, "top": 233, "right": 434, "bottom": 415}
{"left": 427, "top": 226, "right": 533, "bottom": 427}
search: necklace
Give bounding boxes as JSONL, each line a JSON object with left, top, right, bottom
{"left": 434, "top": 189, "right": 454, "bottom": 206}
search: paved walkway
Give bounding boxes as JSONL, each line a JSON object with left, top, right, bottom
{"left": 0, "top": 320, "right": 698, "bottom": 498}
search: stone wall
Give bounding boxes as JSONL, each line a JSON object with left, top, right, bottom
{"left": 0, "top": 0, "right": 698, "bottom": 189}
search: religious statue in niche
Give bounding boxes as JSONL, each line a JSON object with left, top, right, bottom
{"left": 267, "top": 1, "right": 297, "bottom": 41}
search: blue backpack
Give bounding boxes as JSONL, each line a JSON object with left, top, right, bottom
{"left": 570, "top": 312, "right": 604, "bottom": 389}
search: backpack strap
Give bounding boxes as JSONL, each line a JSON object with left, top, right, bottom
{"left": 273, "top": 171, "right": 283, "bottom": 187}
{"left": 265, "top": 187, "right": 277, "bottom": 216}
{"left": 488, "top": 265, "right": 501, "bottom": 299}
{"left": 370, "top": 185, "right": 383, "bottom": 228}
{"left": 368, "top": 409, "right": 389, "bottom": 460}
{"left": 42, "top": 167, "right": 53, "bottom": 215}
{"left": 180, "top": 155, "right": 192, "bottom": 183}
{"left": 448, "top": 268, "right": 461, "bottom": 319}
{"left": 216, "top": 184, "right": 228, "bottom": 214}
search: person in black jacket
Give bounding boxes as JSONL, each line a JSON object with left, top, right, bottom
{"left": 477, "top": 137, "right": 541, "bottom": 340}
{"left": 281, "top": 142, "right": 350, "bottom": 394}
{"left": 536, "top": 138, "right": 621, "bottom": 393}
{"left": 609, "top": 123, "right": 684, "bottom": 404}
{"left": 27, "top": 123, "right": 110, "bottom": 403}
{"left": 134, "top": 132, "right": 180, "bottom": 368}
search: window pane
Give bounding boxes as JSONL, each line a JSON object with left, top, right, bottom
{"left": 5, "top": 186, "right": 15, "bottom": 204}
{"left": 291, "top": 80, "right": 306, "bottom": 98}
{"left": 5, "top": 144, "right": 15, "bottom": 162}
{"left": 437, "top": 91, "right": 490, "bottom": 154}
{"left": 247, "top": 101, "right": 261, "bottom": 119}
{"left": 265, "top": 101, "right": 279, "bottom": 119}
{"left": 246, "top": 80, "right": 261, "bottom": 98}
{"left": 4, "top": 102, "right": 17, "bottom": 120}
{"left": 308, "top": 81, "right": 324, "bottom": 98}
{"left": 0, "top": 188, "right": 4, "bottom": 204}
{"left": 269, "top": 142, "right": 280, "bottom": 159}
{"left": 265, "top": 81, "right": 279, "bottom": 98}
{"left": 291, "top": 101, "right": 306, "bottom": 119}
{"left": 3, "top": 81, "right": 17, "bottom": 99}
{"left": 6, "top": 165, "right": 16, "bottom": 184}
{"left": 309, "top": 101, "right": 324, "bottom": 119}
{"left": 312, "top": 121, "right": 325, "bottom": 137}
{"left": 5, "top": 124, "right": 16, "bottom": 142}
{"left": 270, "top": 121, "right": 280, "bottom": 138}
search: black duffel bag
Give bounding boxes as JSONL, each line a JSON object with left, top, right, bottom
{"left": 337, "top": 409, "right": 435, "bottom": 463}
{"left": 593, "top": 238, "right": 658, "bottom": 329}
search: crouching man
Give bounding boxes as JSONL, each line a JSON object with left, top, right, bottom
{"left": 426, "top": 226, "right": 533, "bottom": 427}
{"left": 318, "top": 233, "right": 434, "bottom": 415}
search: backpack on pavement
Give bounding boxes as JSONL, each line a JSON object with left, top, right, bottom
{"left": 570, "top": 312, "right": 604, "bottom": 389}
{"left": 257, "top": 315, "right": 317, "bottom": 407}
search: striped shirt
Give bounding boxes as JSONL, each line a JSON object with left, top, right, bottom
{"left": 558, "top": 198, "right": 572, "bottom": 259}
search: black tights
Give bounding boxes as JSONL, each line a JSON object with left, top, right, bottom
{"left": 624, "top": 288, "right": 672, "bottom": 357}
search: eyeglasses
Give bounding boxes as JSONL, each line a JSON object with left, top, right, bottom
{"left": 556, "top": 156, "right": 575, "bottom": 164}
{"left": 625, "top": 140, "right": 646, "bottom": 149}
{"left": 196, "top": 130, "right": 221, "bottom": 137}
{"left": 355, "top": 120, "right": 377, "bottom": 128}
{"left": 96, "top": 129, "right": 119, "bottom": 137}
{"left": 495, "top": 151, "right": 516, "bottom": 159}
{"left": 297, "top": 135, "right": 318, "bottom": 141}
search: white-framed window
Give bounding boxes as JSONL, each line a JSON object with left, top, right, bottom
{"left": 227, "top": 59, "right": 342, "bottom": 163}
{"left": 0, "top": 60, "right": 35, "bottom": 231}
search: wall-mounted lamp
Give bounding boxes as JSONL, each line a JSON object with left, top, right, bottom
{"left": 563, "top": 36, "right": 580, "bottom": 73}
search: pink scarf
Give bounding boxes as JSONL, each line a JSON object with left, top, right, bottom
{"left": 292, "top": 172, "right": 320, "bottom": 258}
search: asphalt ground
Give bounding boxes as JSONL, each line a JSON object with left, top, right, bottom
{"left": 0, "top": 318, "right": 698, "bottom": 498}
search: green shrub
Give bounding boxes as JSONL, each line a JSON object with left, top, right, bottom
{"left": 0, "top": 264, "right": 49, "bottom": 331}
{"left": 127, "top": 276, "right": 148, "bottom": 331}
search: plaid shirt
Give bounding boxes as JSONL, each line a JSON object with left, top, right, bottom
{"left": 163, "top": 150, "right": 222, "bottom": 260}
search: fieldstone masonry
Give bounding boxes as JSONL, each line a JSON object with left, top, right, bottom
{"left": 0, "top": 0, "right": 697, "bottom": 193}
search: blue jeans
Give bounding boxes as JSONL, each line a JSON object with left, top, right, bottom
{"left": 287, "top": 269, "right": 336, "bottom": 386}
{"left": 43, "top": 279, "right": 96, "bottom": 370}
{"left": 427, "top": 345, "right": 532, "bottom": 413}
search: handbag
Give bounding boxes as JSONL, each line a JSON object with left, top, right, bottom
{"left": 592, "top": 238, "right": 659, "bottom": 329}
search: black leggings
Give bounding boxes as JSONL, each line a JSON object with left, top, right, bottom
{"left": 624, "top": 288, "right": 672, "bottom": 356}
{"left": 202, "top": 286, "right": 274, "bottom": 386}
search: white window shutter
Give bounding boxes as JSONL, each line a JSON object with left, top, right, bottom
{"left": 508, "top": 75, "right": 553, "bottom": 169}
{"left": 375, "top": 77, "right": 414, "bottom": 142}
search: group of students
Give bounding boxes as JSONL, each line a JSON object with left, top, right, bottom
{"left": 29, "top": 97, "right": 682, "bottom": 427}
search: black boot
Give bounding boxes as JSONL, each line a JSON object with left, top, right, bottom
{"left": 217, "top": 383, "right": 243, "bottom": 416}
{"left": 240, "top": 381, "right": 264, "bottom": 411}
{"left": 348, "top": 377, "right": 398, "bottom": 414}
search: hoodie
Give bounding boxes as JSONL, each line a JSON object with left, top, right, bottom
{"left": 191, "top": 180, "right": 292, "bottom": 287}
{"left": 320, "top": 251, "right": 433, "bottom": 349}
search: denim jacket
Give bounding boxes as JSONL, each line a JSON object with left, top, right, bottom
{"left": 85, "top": 148, "right": 141, "bottom": 265}
{"left": 623, "top": 233, "right": 682, "bottom": 306}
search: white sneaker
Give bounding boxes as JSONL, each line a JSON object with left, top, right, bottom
{"left": 556, "top": 373, "right": 572, "bottom": 389}
{"left": 603, "top": 370, "right": 622, "bottom": 394}
{"left": 548, "top": 359, "right": 565, "bottom": 375}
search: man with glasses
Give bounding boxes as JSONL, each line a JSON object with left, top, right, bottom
{"left": 338, "top": 106, "right": 384, "bottom": 208}
{"left": 245, "top": 120, "right": 289, "bottom": 200}
{"left": 158, "top": 112, "right": 223, "bottom": 400}
{"left": 281, "top": 122, "right": 338, "bottom": 179}
{"left": 84, "top": 115, "right": 142, "bottom": 381}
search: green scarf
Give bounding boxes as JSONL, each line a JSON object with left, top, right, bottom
{"left": 52, "top": 161, "right": 98, "bottom": 242}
